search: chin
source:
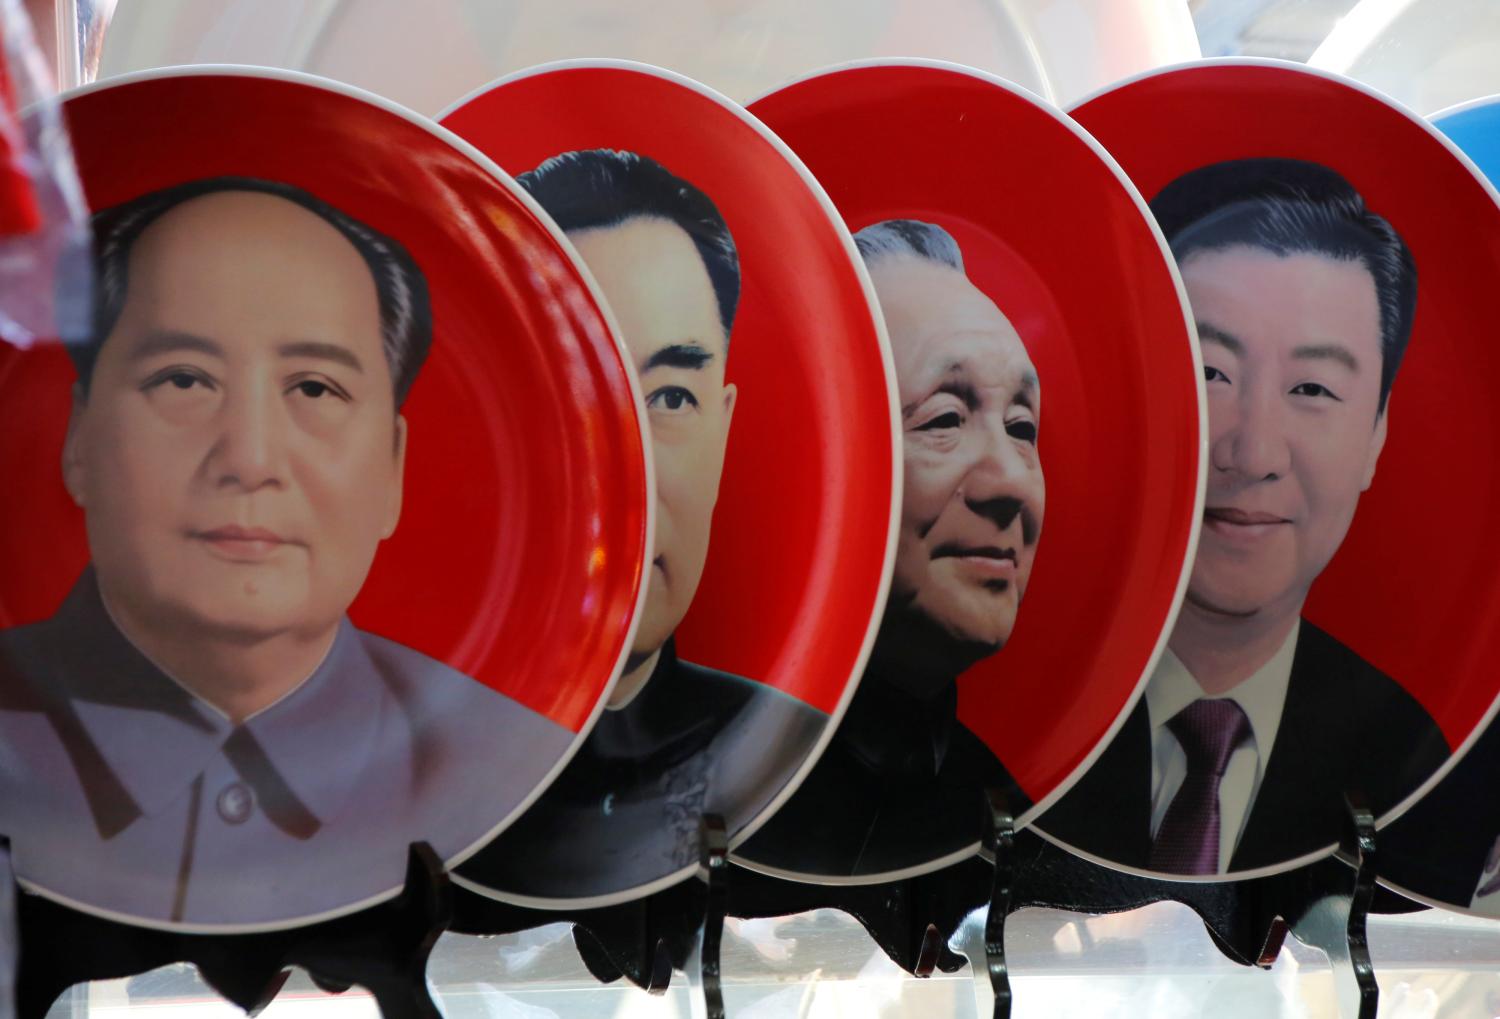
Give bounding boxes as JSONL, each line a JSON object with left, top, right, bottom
{"left": 1185, "top": 584, "right": 1276, "bottom": 619}
{"left": 181, "top": 601, "right": 313, "bottom": 640}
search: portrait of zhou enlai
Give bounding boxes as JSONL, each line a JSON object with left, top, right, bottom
{"left": 743, "top": 219, "right": 1044, "bottom": 878}
{"left": 1042, "top": 157, "right": 1448, "bottom": 877}
{"left": 0, "top": 176, "right": 571, "bottom": 927}
{"left": 458, "top": 149, "right": 824, "bottom": 898}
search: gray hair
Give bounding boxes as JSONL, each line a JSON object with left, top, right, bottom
{"left": 853, "top": 219, "right": 964, "bottom": 272}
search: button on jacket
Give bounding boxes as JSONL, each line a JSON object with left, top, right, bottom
{"left": 0, "top": 570, "right": 572, "bottom": 927}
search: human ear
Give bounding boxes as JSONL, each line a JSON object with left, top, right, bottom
{"left": 382, "top": 414, "right": 407, "bottom": 538}
{"left": 720, "top": 381, "right": 737, "bottom": 432}
{"left": 61, "top": 383, "right": 89, "bottom": 508}
{"left": 1361, "top": 397, "right": 1390, "bottom": 491}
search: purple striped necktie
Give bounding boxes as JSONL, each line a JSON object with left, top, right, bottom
{"left": 1149, "top": 698, "right": 1251, "bottom": 876}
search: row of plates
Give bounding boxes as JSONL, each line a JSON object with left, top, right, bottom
{"left": 2, "top": 55, "right": 1500, "bottom": 935}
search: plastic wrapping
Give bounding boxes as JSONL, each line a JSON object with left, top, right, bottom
{"left": 0, "top": 0, "right": 90, "bottom": 350}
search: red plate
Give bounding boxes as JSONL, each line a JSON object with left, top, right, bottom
{"left": 440, "top": 61, "right": 896, "bottom": 906}
{"left": 1036, "top": 59, "right": 1500, "bottom": 882}
{"left": 734, "top": 59, "right": 1203, "bottom": 883}
{"left": 0, "top": 68, "right": 649, "bottom": 931}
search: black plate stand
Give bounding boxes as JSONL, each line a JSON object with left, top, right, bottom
{"left": 10, "top": 795, "right": 1405, "bottom": 1018}
{"left": 730, "top": 789, "right": 1397, "bottom": 1019}
{"left": 450, "top": 813, "right": 730, "bottom": 1016}
{"left": 14, "top": 843, "right": 449, "bottom": 1019}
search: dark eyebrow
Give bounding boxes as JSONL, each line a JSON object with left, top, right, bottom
{"left": 1014, "top": 369, "right": 1039, "bottom": 411}
{"left": 1292, "top": 344, "right": 1360, "bottom": 372}
{"left": 641, "top": 342, "right": 714, "bottom": 373}
{"left": 127, "top": 330, "right": 224, "bottom": 362}
{"left": 279, "top": 341, "right": 364, "bottom": 373}
{"left": 1197, "top": 322, "right": 1244, "bottom": 355}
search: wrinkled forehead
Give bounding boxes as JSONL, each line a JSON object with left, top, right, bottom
{"left": 870, "top": 256, "right": 1035, "bottom": 389}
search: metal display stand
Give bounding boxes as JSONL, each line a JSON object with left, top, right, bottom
{"left": 6, "top": 786, "right": 1425, "bottom": 1019}
{"left": 13, "top": 844, "right": 449, "bottom": 1019}
{"left": 726, "top": 790, "right": 1394, "bottom": 1019}
{"left": 449, "top": 814, "right": 731, "bottom": 1019}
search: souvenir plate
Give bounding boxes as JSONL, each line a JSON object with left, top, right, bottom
{"left": 1371, "top": 94, "right": 1500, "bottom": 915}
{"left": 1036, "top": 60, "right": 1500, "bottom": 882}
{"left": 0, "top": 67, "right": 649, "bottom": 931}
{"left": 97, "top": 0, "right": 1050, "bottom": 109}
{"left": 733, "top": 59, "right": 1203, "bottom": 883}
{"left": 440, "top": 60, "right": 896, "bottom": 907}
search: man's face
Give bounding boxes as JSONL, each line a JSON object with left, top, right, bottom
{"left": 569, "top": 216, "right": 736, "bottom": 660}
{"left": 874, "top": 255, "right": 1044, "bottom": 656}
{"left": 64, "top": 191, "right": 406, "bottom": 645}
{"left": 1184, "top": 245, "right": 1388, "bottom": 621}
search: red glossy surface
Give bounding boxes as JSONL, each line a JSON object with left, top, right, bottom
{"left": 0, "top": 71, "right": 647, "bottom": 733}
{"left": 443, "top": 65, "right": 894, "bottom": 714}
{"left": 1070, "top": 62, "right": 1500, "bottom": 753}
{"left": 750, "top": 63, "right": 1202, "bottom": 803}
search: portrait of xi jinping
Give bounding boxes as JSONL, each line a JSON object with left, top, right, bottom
{"left": 1041, "top": 158, "right": 1447, "bottom": 877}
{"left": 0, "top": 176, "right": 569, "bottom": 927}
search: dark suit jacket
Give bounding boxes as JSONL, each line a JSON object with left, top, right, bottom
{"left": 738, "top": 668, "right": 1031, "bottom": 879}
{"left": 458, "top": 640, "right": 826, "bottom": 901}
{"left": 1037, "top": 621, "right": 1448, "bottom": 874}
{"left": 1380, "top": 714, "right": 1500, "bottom": 908}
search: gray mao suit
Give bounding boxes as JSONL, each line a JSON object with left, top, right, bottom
{"left": 0, "top": 569, "right": 572, "bottom": 927}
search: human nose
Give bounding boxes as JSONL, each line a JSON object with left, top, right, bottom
{"left": 208, "top": 380, "right": 287, "bottom": 492}
{"left": 1212, "top": 383, "right": 1290, "bottom": 482}
{"left": 962, "top": 419, "right": 1042, "bottom": 546}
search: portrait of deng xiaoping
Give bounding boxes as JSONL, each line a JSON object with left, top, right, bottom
{"left": 1042, "top": 158, "right": 1448, "bottom": 877}
{"left": 0, "top": 177, "right": 571, "bottom": 927}
{"left": 743, "top": 218, "right": 1044, "bottom": 878}
{"left": 457, "top": 149, "right": 826, "bottom": 900}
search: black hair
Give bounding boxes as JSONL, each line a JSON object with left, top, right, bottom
{"left": 82, "top": 176, "right": 432, "bottom": 406}
{"left": 516, "top": 149, "right": 739, "bottom": 341}
{"left": 1152, "top": 158, "right": 1416, "bottom": 413}
{"left": 853, "top": 219, "right": 964, "bottom": 272}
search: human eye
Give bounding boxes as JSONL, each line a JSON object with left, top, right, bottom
{"left": 286, "top": 374, "right": 352, "bottom": 401}
{"left": 1290, "top": 381, "right": 1342, "bottom": 401}
{"left": 646, "top": 385, "right": 700, "bottom": 414}
{"left": 1007, "top": 418, "right": 1038, "bottom": 444}
{"left": 1204, "top": 365, "right": 1231, "bottom": 385}
{"left": 913, "top": 410, "right": 963, "bottom": 431}
{"left": 142, "top": 366, "right": 216, "bottom": 393}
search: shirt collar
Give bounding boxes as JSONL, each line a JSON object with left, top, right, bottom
{"left": 1146, "top": 619, "right": 1300, "bottom": 765}
{"left": 48, "top": 570, "right": 386, "bottom": 836}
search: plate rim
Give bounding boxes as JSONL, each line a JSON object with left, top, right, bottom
{"left": 12, "top": 61, "right": 657, "bottom": 934}
{"left": 1039, "top": 55, "right": 1500, "bottom": 885}
{"left": 723, "top": 55, "right": 1209, "bottom": 886}
{"left": 438, "top": 56, "right": 903, "bottom": 911}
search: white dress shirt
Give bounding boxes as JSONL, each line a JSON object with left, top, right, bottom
{"left": 1146, "top": 621, "right": 1300, "bottom": 873}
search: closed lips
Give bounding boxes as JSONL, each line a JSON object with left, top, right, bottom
{"left": 933, "top": 543, "right": 1016, "bottom": 562}
{"left": 1204, "top": 508, "right": 1290, "bottom": 525}
{"left": 195, "top": 525, "right": 288, "bottom": 544}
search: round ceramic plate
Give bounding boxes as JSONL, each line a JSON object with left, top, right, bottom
{"left": 0, "top": 67, "right": 650, "bottom": 932}
{"left": 96, "top": 0, "right": 1050, "bottom": 110}
{"left": 1309, "top": 0, "right": 1500, "bottom": 117}
{"left": 732, "top": 59, "right": 1204, "bottom": 884}
{"left": 439, "top": 60, "right": 896, "bottom": 908}
{"left": 1372, "top": 94, "right": 1500, "bottom": 916}
{"left": 1034, "top": 59, "right": 1500, "bottom": 882}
